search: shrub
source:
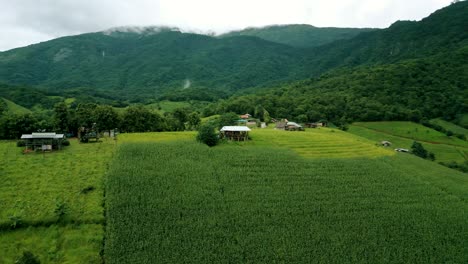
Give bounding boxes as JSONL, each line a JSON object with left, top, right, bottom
{"left": 15, "top": 251, "right": 40, "bottom": 264}
{"left": 16, "top": 140, "right": 26, "bottom": 147}
{"left": 62, "top": 139, "right": 70, "bottom": 146}
{"left": 197, "top": 123, "right": 219, "bottom": 147}
{"left": 54, "top": 199, "right": 69, "bottom": 221}
{"left": 411, "top": 141, "right": 428, "bottom": 159}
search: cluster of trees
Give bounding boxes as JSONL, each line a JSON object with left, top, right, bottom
{"left": 0, "top": 103, "right": 202, "bottom": 140}
{"left": 208, "top": 47, "right": 467, "bottom": 128}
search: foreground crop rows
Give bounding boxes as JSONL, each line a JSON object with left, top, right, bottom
{"left": 105, "top": 141, "right": 468, "bottom": 263}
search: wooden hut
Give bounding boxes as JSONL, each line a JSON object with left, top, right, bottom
{"left": 220, "top": 126, "right": 251, "bottom": 141}
{"left": 20, "top": 132, "right": 66, "bottom": 151}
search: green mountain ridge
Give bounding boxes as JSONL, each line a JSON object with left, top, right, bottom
{"left": 0, "top": 1, "right": 466, "bottom": 105}
{"left": 219, "top": 24, "right": 376, "bottom": 48}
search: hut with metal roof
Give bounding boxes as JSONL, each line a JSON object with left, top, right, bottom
{"left": 220, "top": 126, "right": 251, "bottom": 141}
{"left": 20, "top": 132, "right": 66, "bottom": 151}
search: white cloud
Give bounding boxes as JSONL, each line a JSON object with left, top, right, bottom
{"left": 0, "top": 0, "right": 453, "bottom": 51}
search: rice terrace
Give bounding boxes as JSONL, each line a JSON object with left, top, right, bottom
{"left": 1, "top": 1, "right": 468, "bottom": 263}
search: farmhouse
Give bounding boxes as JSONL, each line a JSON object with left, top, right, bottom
{"left": 285, "top": 122, "right": 304, "bottom": 131}
{"left": 239, "top": 113, "right": 251, "bottom": 119}
{"left": 20, "top": 132, "right": 66, "bottom": 151}
{"left": 220, "top": 126, "right": 251, "bottom": 141}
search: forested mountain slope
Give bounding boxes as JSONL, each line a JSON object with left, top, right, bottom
{"left": 220, "top": 24, "right": 375, "bottom": 48}
{"left": 0, "top": 2, "right": 465, "bottom": 102}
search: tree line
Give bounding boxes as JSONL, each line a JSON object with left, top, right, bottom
{"left": 0, "top": 103, "right": 202, "bottom": 140}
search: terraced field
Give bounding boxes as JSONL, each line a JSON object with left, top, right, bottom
{"left": 250, "top": 128, "right": 392, "bottom": 158}
{"left": 349, "top": 122, "right": 468, "bottom": 163}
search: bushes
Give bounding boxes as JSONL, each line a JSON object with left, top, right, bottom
{"left": 411, "top": 141, "right": 435, "bottom": 161}
{"left": 197, "top": 123, "right": 219, "bottom": 147}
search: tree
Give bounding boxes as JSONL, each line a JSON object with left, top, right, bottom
{"left": 187, "top": 112, "right": 201, "bottom": 130}
{"left": 122, "top": 105, "right": 165, "bottom": 132}
{"left": 197, "top": 123, "right": 219, "bottom": 147}
{"left": 411, "top": 141, "right": 428, "bottom": 159}
{"left": 94, "top": 105, "right": 120, "bottom": 134}
{"left": 219, "top": 112, "right": 239, "bottom": 128}
{"left": 53, "top": 102, "right": 70, "bottom": 133}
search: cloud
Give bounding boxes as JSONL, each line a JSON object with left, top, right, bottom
{"left": 0, "top": 0, "right": 452, "bottom": 51}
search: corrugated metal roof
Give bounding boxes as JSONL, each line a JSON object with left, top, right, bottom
{"left": 21, "top": 133, "right": 65, "bottom": 139}
{"left": 286, "top": 122, "right": 302, "bottom": 127}
{"left": 220, "top": 126, "right": 251, "bottom": 132}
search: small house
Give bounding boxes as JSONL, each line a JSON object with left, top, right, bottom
{"left": 381, "top": 141, "right": 392, "bottom": 147}
{"left": 285, "top": 122, "right": 304, "bottom": 131}
{"left": 20, "top": 132, "right": 66, "bottom": 151}
{"left": 239, "top": 113, "right": 251, "bottom": 119}
{"left": 220, "top": 126, "right": 251, "bottom": 141}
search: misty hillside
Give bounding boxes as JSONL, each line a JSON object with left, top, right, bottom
{"left": 0, "top": 1, "right": 466, "bottom": 102}
{"left": 220, "top": 24, "right": 375, "bottom": 48}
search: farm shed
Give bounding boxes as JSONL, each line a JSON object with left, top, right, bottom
{"left": 285, "top": 122, "right": 304, "bottom": 131}
{"left": 381, "top": 141, "right": 392, "bottom": 147}
{"left": 220, "top": 126, "right": 251, "bottom": 141}
{"left": 20, "top": 132, "right": 66, "bottom": 151}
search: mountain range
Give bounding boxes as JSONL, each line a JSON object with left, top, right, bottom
{"left": 0, "top": 1, "right": 466, "bottom": 117}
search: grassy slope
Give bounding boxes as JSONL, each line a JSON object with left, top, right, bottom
{"left": 2, "top": 98, "right": 31, "bottom": 114}
{"left": 350, "top": 122, "right": 468, "bottom": 163}
{"left": 431, "top": 118, "right": 468, "bottom": 136}
{"left": 0, "top": 138, "right": 116, "bottom": 263}
{"left": 105, "top": 139, "right": 468, "bottom": 263}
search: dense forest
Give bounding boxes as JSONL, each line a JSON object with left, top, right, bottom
{"left": 210, "top": 46, "right": 467, "bottom": 126}
{"left": 219, "top": 24, "right": 375, "bottom": 48}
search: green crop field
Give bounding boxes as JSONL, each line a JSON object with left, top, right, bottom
{"left": 0, "top": 138, "right": 116, "bottom": 263}
{"left": 250, "top": 128, "right": 393, "bottom": 158}
{"left": 430, "top": 118, "right": 468, "bottom": 136}
{"left": 105, "top": 140, "right": 468, "bottom": 263}
{"left": 353, "top": 121, "right": 468, "bottom": 147}
{"left": 349, "top": 122, "right": 468, "bottom": 163}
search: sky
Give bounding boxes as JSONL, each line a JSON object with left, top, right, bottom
{"left": 0, "top": 0, "right": 453, "bottom": 51}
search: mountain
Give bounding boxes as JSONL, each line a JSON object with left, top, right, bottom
{"left": 305, "top": 1, "right": 468, "bottom": 74}
{"left": 0, "top": 1, "right": 466, "bottom": 103}
{"left": 0, "top": 27, "right": 311, "bottom": 101}
{"left": 215, "top": 45, "right": 468, "bottom": 125}
{"left": 220, "top": 24, "right": 375, "bottom": 48}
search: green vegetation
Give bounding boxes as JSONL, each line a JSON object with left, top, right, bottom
{"left": 250, "top": 128, "right": 392, "bottom": 158}
{"left": 0, "top": 138, "right": 115, "bottom": 262}
{"left": 220, "top": 24, "right": 375, "bottom": 48}
{"left": 105, "top": 139, "right": 468, "bottom": 263}
{"left": 0, "top": 2, "right": 466, "bottom": 102}
{"left": 354, "top": 122, "right": 468, "bottom": 147}
{"left": 430, "top": 118, "right": 468, "bottom": 136}
{"left": 348, "top": 122, "right": 468, "bottom": 164}
{"left": 2, "top": 98, "right": 31, "bottom": 114}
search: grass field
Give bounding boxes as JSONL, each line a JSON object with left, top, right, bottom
{"left": 431, "top": 118, "right": 468, "bottom": 136}
{"left": 0, "top": 138, "right": 116, "bottom": 262}
{"left": 353, "top": 121, "right": 468, "bottom": 147}
{"left": 105, "top": 140, "right": 468, "bottom": 263}
{"left": 350, "top": 122, "right": 468, "bottom": 163}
